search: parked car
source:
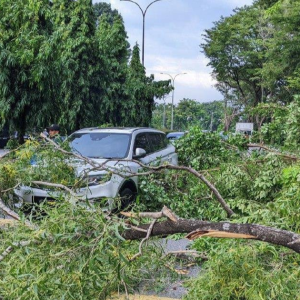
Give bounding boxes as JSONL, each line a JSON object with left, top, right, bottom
{"left": 166, "top": 132, "right": 185, "bottom": 141}
{"left": 14, "top": 127, "right": 178, "bottom": 209}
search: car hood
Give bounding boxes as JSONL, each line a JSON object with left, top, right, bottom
{"left": 71, "top": 157, "right": 129, "bottom": 177}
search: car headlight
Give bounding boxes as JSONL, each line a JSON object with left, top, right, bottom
{"left": 86, "top": 174, "right": 112, "bottom": 186}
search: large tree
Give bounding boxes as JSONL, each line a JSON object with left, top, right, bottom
{"left": 0, "top": 0, "right": 180, "bottom": 139}
{"left": 0, "top": 0, "right": 57, "bottom": 141}
{"left": 0, "top": 0, "right": 104, "bottom": 137}
{"left": 124, "top": 44, "right": 172, "bottom": 126}
{"left": 203, "top": 0, "right": 300, "bottom": 129}
{"left": 202, "top": 5, "right": 266, "bottom": 109}
{"left": 96, "top": 13, "right": 130, "bottom": 126}
{"left": 261, "top": 0, "right": 300, "bottom": 99}
{"left": 52, "top": 0, "right": 101, "bottom": 131}
{"left": 93, "top": 2, "right": 120, "bottom": 25}
{"left": 202, "top": 4, "right": 272, "bottom": 130}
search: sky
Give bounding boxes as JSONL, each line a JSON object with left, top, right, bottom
{"left": 94, "top": 0, "right": 254, "bottom": 105}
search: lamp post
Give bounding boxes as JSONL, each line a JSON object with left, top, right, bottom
{"left": 161, "top": 95, "right": 171, "bottom": 128}
{"left": 160, "top": 72, "right": 187, "bottom": 130}
{"left": 210, "top": 112, "right": 214, "bottom": 131}
{"left": 120, "top": 0, "right": 163, "bottom": 66}
{"left": 162, "top": 97, "right": 166, "bottom": 128}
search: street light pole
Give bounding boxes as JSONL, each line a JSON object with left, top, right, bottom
{"left": 120, "top": 0, "right": 162, "bottom": 66}
{"left": 160, "top": 72, "right": 187, "bottom": 130}
{"left": 210, "top": 112, "right": 214, "bottom": 131}
{"left": 162, "top": 97, "right": 166, "bottom": 128}
{"left": 161, "top": 95, "right": 171, "bottom": 128}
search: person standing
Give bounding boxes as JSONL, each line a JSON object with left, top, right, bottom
{"left": 40, "top": 124, "right": 62, "bottom": 144}
{"left": 47, "top": 124, "right": 60, "bottom": 139}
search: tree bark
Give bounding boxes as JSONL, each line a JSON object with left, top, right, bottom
{"left": 123, "top": 219, "right": 300, "bottom": 254}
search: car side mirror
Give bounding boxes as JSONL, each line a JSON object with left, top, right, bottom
{"left": 133, "top": 148, "right": 146, "bottom": 159}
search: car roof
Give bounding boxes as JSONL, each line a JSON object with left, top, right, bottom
{"left": 73, "top": 127, "right": 165, "bottom": 134}
{"left": 167, "top": 132, "right": 185, "bottom": 136}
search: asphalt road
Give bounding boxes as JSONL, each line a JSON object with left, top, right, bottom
{"left": 136, "top": 238, "right": 201, "bottom": 299}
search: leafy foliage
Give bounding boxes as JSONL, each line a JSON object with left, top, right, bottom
{"left": 257, "top": 98, "right": 300, "bottom": 150}
{"left": 0, "top": 139, "right": 75, "bottom": 196}
{"left": 175, "top": 126, "right": 240, "bottom": 170}
{"left": 186, "top": 239, "right": 300, "bottom": 300}
{"left": 0, "top": 202, "right": 163, "bottom": 299}
{"left": 135, "top": 124, "right": 300, "bottom": 298}
{"left": 0, "top": 140, "right": 174, "bottom": 299}
{"left": 0, "top": 0, "right": 170, "bottom": 138}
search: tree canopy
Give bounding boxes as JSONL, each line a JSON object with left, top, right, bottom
{"left": 0, "top": 0, "right": 170, "bottom": 141}
{"left": 202, "top": 0, "right": 300, "bottom": 129}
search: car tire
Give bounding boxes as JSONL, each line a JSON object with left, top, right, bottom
{"left": 119, "top": 187, "right": 136, "bottom": 210}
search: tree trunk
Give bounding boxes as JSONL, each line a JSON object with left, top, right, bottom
{"left": 123, "top": 219, "right": 300, "bottom": 254}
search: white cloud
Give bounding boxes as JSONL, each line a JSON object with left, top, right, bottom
{"left": 147, "top": 54, "right": 218, "bottom": 103}
{"left": 93, "top": 0, "right": 255, "bottom": 103}
{"left": 110, "top": 0, "right": 146, "bottom": 20}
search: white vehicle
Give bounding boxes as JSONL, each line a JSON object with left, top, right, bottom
{"left": 235, "top": 122, "right": 254, "bottom": 136}
{"left": 14, "top": 127, "right": 178, "bottom": 208}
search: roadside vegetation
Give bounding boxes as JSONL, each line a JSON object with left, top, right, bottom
{"left": 1, "top": 0, "right": 300, "bottom": 299}
{"left": 1, "top": 111, "right": 300, "bottom": 299}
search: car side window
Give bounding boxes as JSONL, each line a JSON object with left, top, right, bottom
{"left": 134, "top": 133, "right": 151, "bottom": 154}
{"left": 147, "top": 133, "right": 168, "bottom": 152}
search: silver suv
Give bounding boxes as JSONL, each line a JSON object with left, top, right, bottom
{"left": 15, "top": 127, "right": 178, "bottom": 207}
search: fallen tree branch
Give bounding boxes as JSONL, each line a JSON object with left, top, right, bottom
{"left": 31, "top": 181, "right": 78, "bottom": 198}
{"left": 247, "top": 143, "right": 300, "bottom": 161}
{"left": 0, "top": 198, "right": 34, "bottom": 228}
{"left": 122, "top": 218, "right": 300, "bottom": 254}
{"left": 120, "top": 161, "right": 234, "bottom": 217}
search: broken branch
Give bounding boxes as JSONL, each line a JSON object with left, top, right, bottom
{"left": 123, "top": 218, "right": 300, "bottom": 254}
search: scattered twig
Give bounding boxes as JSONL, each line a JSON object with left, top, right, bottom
{"left": 121, "top": 280, "right": 129, "bottom": 300}
{"left": 162, "top": 250, "right": 207, "bottom": 260}
{"left": 130, "top": 219, "right": 157, "bottom": 261}
{"left": 0, "top": 240, "right": 31, "bottom": 262}
{"left": 1, "top": 183, "right": 21, "bottom": 193}
{"left": 127, "top": 225, "right": 147, "bottom": 233}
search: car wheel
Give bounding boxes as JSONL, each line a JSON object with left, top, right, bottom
{"left": 119, "top": 187, "right": 136, "bottom": 210}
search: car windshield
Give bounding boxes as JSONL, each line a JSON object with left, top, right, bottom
{"left": 69, "top": 132, "right": 131, "bottom": 159}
